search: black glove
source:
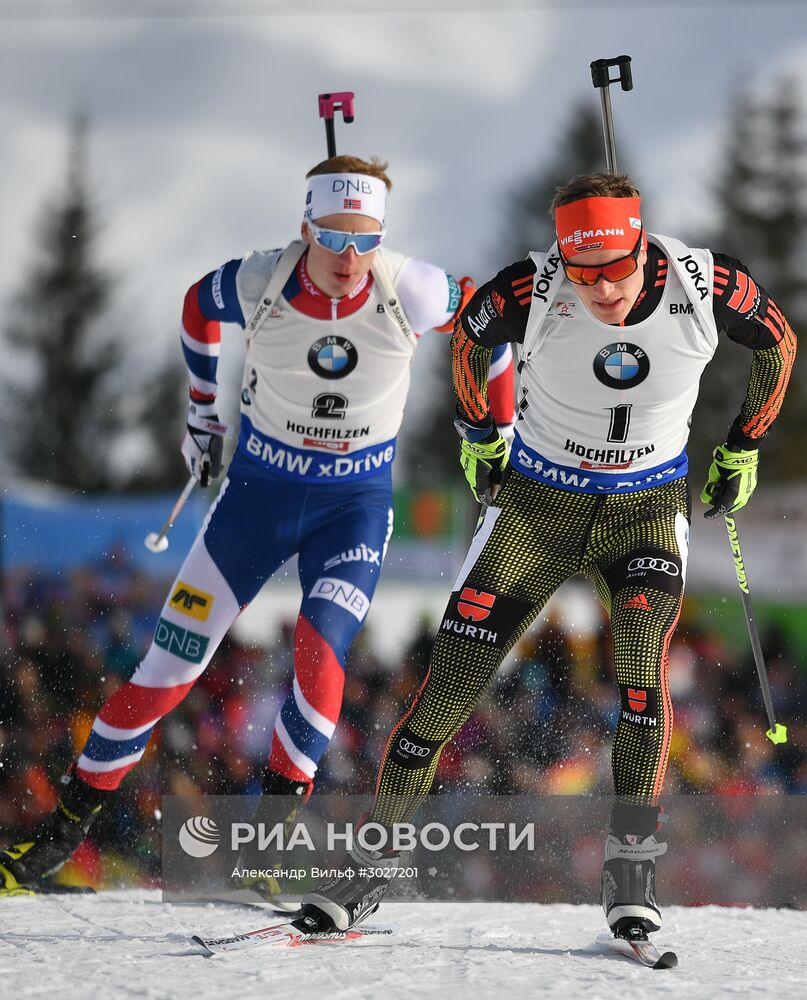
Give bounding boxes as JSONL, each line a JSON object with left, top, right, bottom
{"left": 182, "top": 402, "right": 225, "bottom": 488}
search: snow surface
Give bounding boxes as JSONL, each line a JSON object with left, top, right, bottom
{"left": 0, "top": 891, "right": 804, "bottom": 999}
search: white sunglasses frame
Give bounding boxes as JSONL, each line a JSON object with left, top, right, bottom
{"left": 306, "top": 220, "right": 386, "bottom": 256}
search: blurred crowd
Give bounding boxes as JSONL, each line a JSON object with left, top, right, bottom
{"left": 1, "top": 548, "right": 805, "bottom": 895}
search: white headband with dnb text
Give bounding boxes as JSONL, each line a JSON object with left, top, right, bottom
{"left": 304, "top": 173, "right": 387, "bottom": 226}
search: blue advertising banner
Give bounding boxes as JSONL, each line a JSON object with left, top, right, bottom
{"left": 1, "top": 482, "right": 209, "bottom": 574}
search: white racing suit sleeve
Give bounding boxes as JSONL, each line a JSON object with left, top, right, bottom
{"left": 395, "top": 258, "right": 461, "bottom": 334}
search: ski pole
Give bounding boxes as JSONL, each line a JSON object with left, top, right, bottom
{"left": 317, "top": 92, "right": 355, "bottom": 157}
{"left": 723, "top": 514, "right": 788, "bottom": 744}
{"left": 590, "top": 55, "right": 633, "bottom": 174}
{"left": 144, "top": 476, "right": 197, "bottom": 554}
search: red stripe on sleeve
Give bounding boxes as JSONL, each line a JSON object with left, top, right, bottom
{"left": 768, "top": 299, "right": 786, "bottom": 330}
{"left": 182, "top": 280, "right": 221, "bottom": 348}
{"left": 762, "top": 315, "right": 784, "bottom": 343}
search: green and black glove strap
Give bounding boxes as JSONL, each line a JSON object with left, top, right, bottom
{"left": 454, "top": 412, "right": 511, "bottom": 504}
{"left": 700, "top": 444, "right": 759, "bottom": 519}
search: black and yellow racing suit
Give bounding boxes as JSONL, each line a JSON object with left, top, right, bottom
{"left": 372, "top": 244, "right": 795, "bottom": 826}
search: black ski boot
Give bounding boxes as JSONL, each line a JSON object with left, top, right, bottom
{"left": 231, "top": 771, "right": 312, "bottom": 909}
{"left": 300, "top": 843, "right": 400, "bottom": 931}
{"left": 0, "top": 774, "right": 110, "bottom": 895}
{"left": 601, "top": 800, "right": 667, "bottom": 936}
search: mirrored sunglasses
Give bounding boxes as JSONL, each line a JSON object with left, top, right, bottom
{"left": 560, "top": 229, "right": 644, "bottom": 286}
{"left": 308, "top": 221, "right": 385, "bottom": 256}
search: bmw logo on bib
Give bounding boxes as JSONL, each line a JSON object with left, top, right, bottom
{"left": 308, "top": 336, "right": 358, "bottom": 380}
{"left": 593, "top": 342, "right": 650, "bottom": 390}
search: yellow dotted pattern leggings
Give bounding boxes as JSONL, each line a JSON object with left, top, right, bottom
{"left": 372, "top": 470, "right": 690, "bottom": 826}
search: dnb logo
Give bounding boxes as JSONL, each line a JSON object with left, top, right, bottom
{"left": 308, "top": 336, "right": 358, "bottom": 380}
{"left": 154, "top": 618, "right": 209, "bottom": 664}
{"left": 457, "top": 587, "right": 496, "bottom": 621}
{"left": 178, "top": 816, "right": 220, "bottom": 858}
{"left": 594, "top": 342, "right": 650, "bottom": 390}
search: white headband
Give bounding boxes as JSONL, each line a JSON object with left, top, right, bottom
{"left": 304, "top": 173, "right": 387, "bottom": 226}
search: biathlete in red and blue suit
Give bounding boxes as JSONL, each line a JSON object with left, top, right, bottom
{"left": 0, "top": 155, "right": 515, "bottom": 899}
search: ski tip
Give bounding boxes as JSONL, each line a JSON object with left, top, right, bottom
{"left": 653, "top": 950, "right": 678, "bottom": 970}
{"left": 190, "top": 935, "right": 216, "bottom": 958}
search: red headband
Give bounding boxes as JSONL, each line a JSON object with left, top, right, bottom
{"left": 555, "top": 196, "right": 643, "bottom": 257}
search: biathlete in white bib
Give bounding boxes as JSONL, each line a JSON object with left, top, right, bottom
{"left": 0, "top": 156, "right": 515, "bottom": 898}
{"left": 298, "top": 171, "right": 797, "bottom": 939}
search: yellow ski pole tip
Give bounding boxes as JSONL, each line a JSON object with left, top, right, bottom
{"left": 766, "top": 724, "right": 787, "bottom": 745}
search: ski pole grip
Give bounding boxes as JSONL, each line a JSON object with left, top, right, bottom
{"left": 591, "top": 56, "right": 633, "bottom": 92}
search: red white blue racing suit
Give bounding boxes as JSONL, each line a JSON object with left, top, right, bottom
{"left": 75, "top": 244, "right": 515, "bottom": 791}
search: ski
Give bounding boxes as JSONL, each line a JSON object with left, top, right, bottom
{"left": 192, "top": 918, "right": 393, "bottom": 955}
{"left": 596, "top": 931, "right": 678, "bottom": 969}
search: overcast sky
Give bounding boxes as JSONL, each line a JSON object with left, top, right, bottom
{"left": 2, "top": 0, "right": 806, "bottom": 372}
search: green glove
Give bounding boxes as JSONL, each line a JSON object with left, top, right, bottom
{"left": 459, "top": 435, "right": 510, "bottom": 504}
{"left": 700, "top": 444, "right": 759, "bottom": 519}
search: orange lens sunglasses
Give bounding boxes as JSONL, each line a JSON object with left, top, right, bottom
{"left": 560, "top": 230, "right": 644, "bottom": 286}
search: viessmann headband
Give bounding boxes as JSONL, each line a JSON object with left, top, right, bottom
{"left": 555, "top": 196, "right": 643, "bottom": 257}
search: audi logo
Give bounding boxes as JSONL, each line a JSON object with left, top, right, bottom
{"left": 627, "top": 557, "right": 679, "bottom": 576}
{"left": 398, "top": 738, "right": 430, "bottom": 757}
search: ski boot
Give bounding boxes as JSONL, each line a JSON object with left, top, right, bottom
{"left": 0, "top": 773, "right": 109, "bottom": 896}
{"left": 230, "top": 771, "right": 313, "bottom": 910}
{"left": 601, "top": 800, "right": 667, "bottom": 937}
{"left": 300, "top": 842, "right": 400, "bottom": 931}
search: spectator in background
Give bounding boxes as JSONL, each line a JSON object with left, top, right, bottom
{"left": 0, "top": 557, "right": 803, "bottom": 895}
